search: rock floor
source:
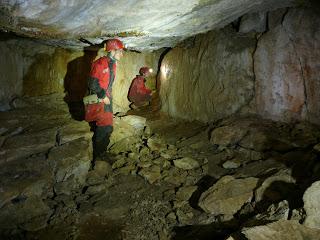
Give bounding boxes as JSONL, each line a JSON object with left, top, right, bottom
{"left": 1, "top": 94, "right": 320, "bottom": 240}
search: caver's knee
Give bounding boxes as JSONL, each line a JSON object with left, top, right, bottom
{"left": 95, "top": 125, "right": 113, "bottom": 141}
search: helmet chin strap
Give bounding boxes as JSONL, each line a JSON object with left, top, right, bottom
{"left": 107, "top": 51, "right": 117, "bottom": 62}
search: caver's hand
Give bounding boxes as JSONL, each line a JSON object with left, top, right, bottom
{"left": 103, "top": 96, "right": 110, "bottom": 105}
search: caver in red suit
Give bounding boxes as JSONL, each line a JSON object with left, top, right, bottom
{"left": 84, "top": 39, "right": 124, "bottom": 160}
{"left": 128, "top": 67, "right": 153, "bottom": 107}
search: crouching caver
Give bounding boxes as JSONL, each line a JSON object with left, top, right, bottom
{"left": 128, "top": 67, "right": 153, "bottom": 109}
{"left": 84, "top": 39, "right": 124, "bottom": 160}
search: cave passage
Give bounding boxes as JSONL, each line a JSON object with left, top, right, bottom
{"left": 1, "top": 1, "right": 320, "bottom": 240}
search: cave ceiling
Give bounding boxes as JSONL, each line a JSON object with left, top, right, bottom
{"left": 0, "top": 0, "right": 298, "bottom": 51}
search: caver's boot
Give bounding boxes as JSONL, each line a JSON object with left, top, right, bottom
{"left": 97, "top": 152, "right": 114, "bottom": 165}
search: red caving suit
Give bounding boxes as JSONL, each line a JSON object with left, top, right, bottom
{"left": 85, "top": 56, "right": 116, "bottom": 126}
{"left": 84, "top": 55, "right": 117, "bottom": 159}
{"left": 128, "top": 75, "right": 152, "bottom": 107}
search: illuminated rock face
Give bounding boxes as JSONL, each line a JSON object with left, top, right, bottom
{"left": 159, "top": 27, "right": 256, "bottom": 122}
{"left": 113, "top": 50, "right": 162, "bottom": 113}
{"left": 0, "top": 0, "right": 296, "bottom": 51}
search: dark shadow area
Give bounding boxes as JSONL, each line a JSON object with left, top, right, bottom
{"left": 24, "top": 216, "right": 124, "bottom": 240}
{"left": 0, "top": 31, "right": 34, "bottom": 42}
{"left": 76, "top": 216, "right": 124, "bottom": 240}
{"left": 172, "top": 219, "right": 244, "bottom": 240}
{"left": 63, "top": 47, "right": 98, "bottom": 121}
{"left": 310, "top": 0, "right": 320, "bottom": 14}
{"left": 290, "top": 151, "right": 319, "bottom": 187}
{"left": 172, "top": 176, "right": 246, "bottom": 240}
{"left": 189, "top": 175, "right": 218, "bottom": 210}
{"left": 274, "top": 148, "right": 320, "bottom": 198}
{"left": 255, "top": 181, "right": 303, "bottom": 213}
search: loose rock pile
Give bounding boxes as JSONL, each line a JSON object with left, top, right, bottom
{"left": 1, "top": 96, "right": 320, "bottom": 240}
{"left": 0, "top": 94, "right": 92, "bottom": 237}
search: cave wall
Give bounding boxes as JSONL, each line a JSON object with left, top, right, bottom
{"left": 255, "top": 8, "right": 320, "bottom": 124}
{"left": 0, "top": 36, "right": 161, "bottom": 113}
{"left": 113, "top": 50, "right": 162, "bottom": 113}
{"left": 22, "top": 49, "right": 84, "bottom": 98}
{"left": 0, "top": 39, "right": 24, "bottom": 111}
{"left": 159, "top": 7, "right": 320, "bottom": 124}
{"left": 0, "top": 38, "right": 53, "bottom": 110}
{"left": 159, "top": 27, "right": 256, "bottom": 122}
{"left": 0, "top": 37, "right": 84, "bottom": 111}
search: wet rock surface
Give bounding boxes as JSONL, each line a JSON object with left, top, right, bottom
{"left": 1, "top": 95, "right": 320, "bottom": 239}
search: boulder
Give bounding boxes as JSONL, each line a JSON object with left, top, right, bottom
{"left": 163, "top": 168, "right": 188, "bottom": 186}
{"left": 0, "top": 196, "right": 52, "bottom": 231}
{"left": 0, "top": 128, "right": 57, "bottom": 164}
{"left": 239, "top": 220, "right": 320, "bottom": 240}
{"left": 173, "top": 157, "right": 200, "bottom": 170}
{"left": 210, "top": 125, "right": 248, "bottom": 147}
{"left": 48, "top": 137, "right": 91, "bottom": 193}
{"left": 109, "top": 136, "right": 141, "bottom": 154}
{"left": 58, "top": 121, "right": 92, "bottom": 145}
{"left": 303, "top": 181, "right": 320, "bottom": 229}
{"left": 199, "top": 176, "right": 258, "bottom": 215}
{"left": 110, "top": 115, "right": 146, "bottom": 145}
{"left": 222, "top": 160, "right": 241, "bottom": 169}
{"left": 176, "top": 186, "right": 197, "bottom": 201}
{"left": 138, "top": 165, "right": 161, "bottom": 184}
{"left": 239, "top": 126, "right": 292, "bottom": 152}
{"left": 0, "top": 154, "right": 54, "bottom": 209}
{"left": 147, "top": 135, "right": 167, "bottom": 152}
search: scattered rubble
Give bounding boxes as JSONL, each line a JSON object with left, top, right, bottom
{"left": 1, "top": 95, "right": 320, "bottom": 239}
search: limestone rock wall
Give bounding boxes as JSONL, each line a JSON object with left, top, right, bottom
{"left": 0, "top": 37, "right": 83, "bottom": 110}
{"left": 159, "top": 27, "right": 256, "bottom": 122}
{"left": 254, "top": 8, "right": 320, "bottom": 124}
{"left": 159, "top": 7, "right": 320, "bottom": 124}
{"left": 0, "top": 38, "right": 54, "bottom": 110}
{"left": 0, "top": 40, "right": 24, "bottom": 111}
{"left": 0, "top": 36, "right": 162, "bottom": 113}
{"left": 23, "top": 49, "right": 84, "bottom": 97}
